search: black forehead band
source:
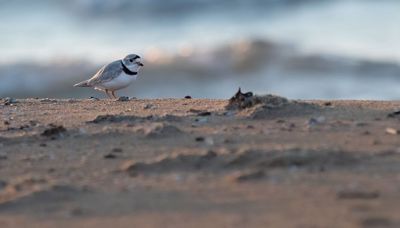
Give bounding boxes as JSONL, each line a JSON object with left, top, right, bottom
{"left": 134, "top": 55, "right": 140, "bottom": 59}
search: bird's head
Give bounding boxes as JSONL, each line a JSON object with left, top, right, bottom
{"left": 122, "top": 54, "right": 144, "bottom": 72}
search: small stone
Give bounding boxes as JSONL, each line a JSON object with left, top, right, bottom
{"left": 104, "top": 154, "right": 117, "bottom": 159}
{"left": 117, "top": 96, "right": 129, "bottom": 102}
{"left": 41, "top": 124, "right": 66, "bottom": 138}
{"left": 385, "top": 127, "right": 399, "bottom": 135}
{"left": 197, "top": 111, "right": 211, "bottom": 116}
{"left": 184, "top": 96, "right": 192, "bottom": 99}
{"left": 195, "top": 137, "right": 205, "bottom": 142}
{"left": 144, "top": 104, "right": 154, "bottom": 109}
{"left": 89, "top": 97, "right": 99, "bottom": 101}
{"left": 19, "top": 125, "right": 29, "bottom": 130}
{"left": 205, "top": 137, "right": 214, "bottom": 146}
{"left": 195, "top": 117, "right": 208, "bottom": 124}
{"left": 324, "top": 102, "right": 332, "bottom": 106}
{"left": 355, "top": 122, "right": 368, "bottom": 127}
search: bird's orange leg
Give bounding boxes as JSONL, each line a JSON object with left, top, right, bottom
{"left": 105, "top": 89, "right": 112, "bottom": 99}
{"left": 111, "top": 91, "right": 118, "bottom": 99}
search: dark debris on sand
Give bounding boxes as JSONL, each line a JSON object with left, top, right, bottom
{"left": 189, "top": 109, "right": 211, "bottom": 116}
{"left": 225, "top": 88, "right": 289, "bottom": 111}
{"left": 387, "top": 110, "right": 400, "bottom": 118}
{"left": 41, "top": 124, "right": 66, "bottom": 138}
{"left": 116, "top": 96, "right": 130, "bottom": 102}
{"left": 225, "top": 89, "right": 324, "bottom": 119}
{"left": 104, "top": 154, "right": 118, "bottom": 159}
{"left": 226, "top": 88, "right": 256, "bottom": 110}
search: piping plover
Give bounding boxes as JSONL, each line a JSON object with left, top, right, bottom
{"left": 74, "top": 54, "right": 144, "bottom": 99}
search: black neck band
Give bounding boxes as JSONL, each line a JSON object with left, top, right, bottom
{"left": 121, "top": 60, "right": 138, "bottom": 75}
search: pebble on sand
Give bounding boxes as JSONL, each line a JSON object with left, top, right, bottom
{"left": 385, "top": 127, "right": 399, "bottom": 135}
{"left": 41, "top": 124, "right": 67, "bottom": 138}
{"left": 117, "top": 96, "right": 130, "bottom": 102}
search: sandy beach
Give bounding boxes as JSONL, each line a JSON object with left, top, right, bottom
{"left": 1, "top": 93, "right": 400, "bottom": 228}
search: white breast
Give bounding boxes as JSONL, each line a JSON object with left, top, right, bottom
{"left": 96, "top": 73, "right": 138, "bottom": 91}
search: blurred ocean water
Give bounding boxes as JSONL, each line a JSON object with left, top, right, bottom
{"left": 0, "top": 0, "right": 399, "bottom": 99}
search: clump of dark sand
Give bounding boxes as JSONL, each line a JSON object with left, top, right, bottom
{"left": 225, "top": 88, "right": 320, "bottom": 119}
{"left": 226, "top": 88, "right": 289, "bottom": 111}
{"left": 41, "top": 124, "right": 66, "bottom": 138}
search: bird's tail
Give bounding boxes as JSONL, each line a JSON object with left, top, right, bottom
{"left": 74, "top": 80, "right": 90, "bottom": 87}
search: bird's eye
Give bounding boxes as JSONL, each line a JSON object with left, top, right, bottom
{"left": 129, "top": 59, "right": 133, "bottom": 62}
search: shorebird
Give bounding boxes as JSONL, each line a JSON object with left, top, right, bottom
{"left": 74, "top": 54, "right": 144, "bottom": 99}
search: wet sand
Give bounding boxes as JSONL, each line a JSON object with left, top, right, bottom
{"left": 1, "top": 95, "right": 400, "bottom": 228}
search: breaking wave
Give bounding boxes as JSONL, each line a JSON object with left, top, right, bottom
{"left": 1, "top": 39, "right": 400, "bottom": 99}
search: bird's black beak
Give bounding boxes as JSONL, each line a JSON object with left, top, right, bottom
{"left": 138, "top": 62, "right": 144, "bottom": 67}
